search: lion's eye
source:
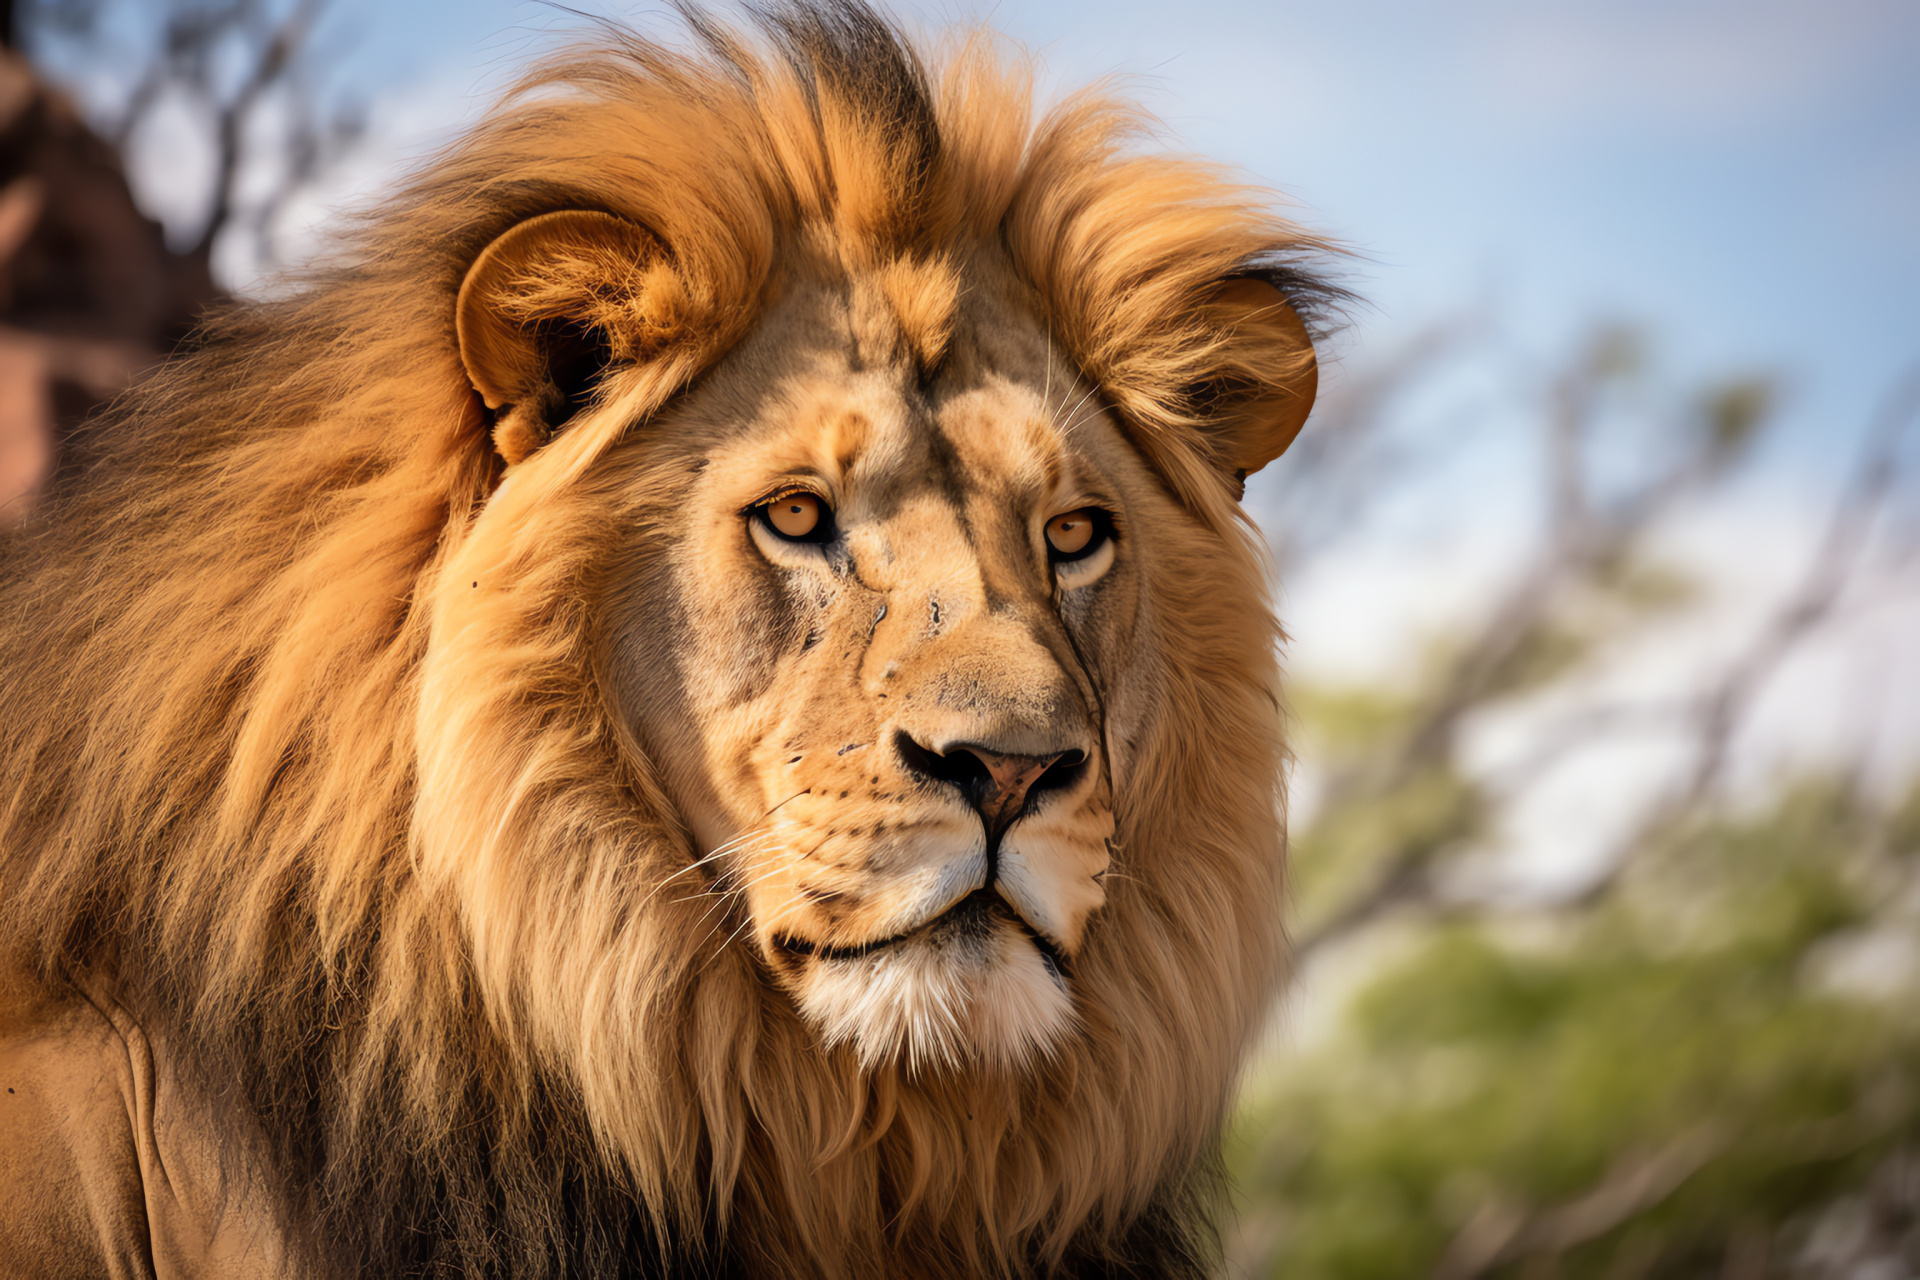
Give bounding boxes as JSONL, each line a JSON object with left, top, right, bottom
{"left": 761, "top": 492, "right": 830, "bottom": 542}
{"left": 1045, "top": 509, "right": 1106, "bottom": 561}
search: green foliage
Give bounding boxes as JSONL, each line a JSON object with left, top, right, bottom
{"left": 1288, "top": 761, "right": 1484, "bottom": 939}
{"left": 1697, "top": 378, "right": 1775, "bottom": 466}
{"left": 1233, "top": 783, "right": 1920, "bottom": 1277}
{"left": 1239, "top": 320, "right": 1916, "bottom": 1277}
{"left": 1286, "top": 683, "right": 1487, "bottom": 939}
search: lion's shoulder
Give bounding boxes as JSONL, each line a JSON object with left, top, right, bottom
{"left": 0, "top": 971, "right": 294, "bottom": 1277}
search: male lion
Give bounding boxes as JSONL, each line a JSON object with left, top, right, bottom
{"left": 0, "top": 4, "right": 1336, "bottom": 1276}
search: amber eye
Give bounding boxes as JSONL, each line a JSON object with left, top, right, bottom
{"left": 761, "top": 492, "right": 830, "bottom": 541}
{"left": 1045, "top": 508, "right": 1103, "bottom": 559}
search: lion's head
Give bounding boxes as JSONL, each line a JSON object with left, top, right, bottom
{"left": 1, "top": 5, "right": 1336, "bottom": 1275}
{"left": 584, "top": 252, "right": 1125, "bottom": 1069}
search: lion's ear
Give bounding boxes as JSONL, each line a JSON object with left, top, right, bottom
{"left": 1197, "top": 276, "right": 1320, "bottom": 498}
{"left": 456, "top": 210, "right": 668, "bottom": 465}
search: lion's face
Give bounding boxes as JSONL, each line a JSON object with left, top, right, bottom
{"left": 438, "top": 131, "right": 1317, "bottom": 1091}
{"left": 602, "top": 257, "right": 1150, "bottom": 1068}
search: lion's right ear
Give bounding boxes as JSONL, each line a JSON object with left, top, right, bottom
{"left": 1195, "top": 276, "right": 1320, "bottom": 498}
{"left": 456, "top": 210, "right": 670, "bottom": 465}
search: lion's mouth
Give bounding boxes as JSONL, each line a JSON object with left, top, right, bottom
{"left": 775, "top": 888, "right": 1069, "bottom": 980}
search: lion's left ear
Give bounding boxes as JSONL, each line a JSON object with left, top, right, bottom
{"left": 456, "top": 209, "right": 671, "bottom": 465}
{"left": 1196, "top": 276, "right": 1320, "bottom": 497}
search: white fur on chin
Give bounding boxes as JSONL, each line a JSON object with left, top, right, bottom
{"left": 795, "top": 917, "right": 1077, "bottom": 1072}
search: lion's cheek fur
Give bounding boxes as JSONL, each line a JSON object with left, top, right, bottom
{"left": 996, "top": 813, "right": 1114, "bottom": 953}
{"left": 411, "top": 393, "right": 748, "bottom": 1210}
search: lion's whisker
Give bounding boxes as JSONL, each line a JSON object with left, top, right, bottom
{"left": 1054, "top": 381, "right": 1103, "bottom": 439}
{"left": 1047, "top": 376, "right": 1096, "bottom": 433}
{"left": 1043, "top": 322, "right": 1053, "bottom": 423}
{"left": 763, "top": 787, "right": 812, "bottom": 817}
{"left": 637, "top": 828, "right": 778, "bottom": 909}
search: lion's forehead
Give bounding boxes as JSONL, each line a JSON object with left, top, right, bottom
{"left": 694, "top": 265, "right": 1107, "bottom": 502}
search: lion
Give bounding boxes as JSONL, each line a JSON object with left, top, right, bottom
{"left": 0, "top": 4, "right": 1337, "bottom": 1276}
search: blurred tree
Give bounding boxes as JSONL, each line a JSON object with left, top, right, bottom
{"left": 1230, "top": 330, "right": 1920, "bottom": 1277}
{"left": 1237, "top": 775, "right": 1920, "bottom": 1278}
{"left": 21, "top": 0, "right": 364, "bottom": 279}
{"left": 0, "top": 0, "right": 360, "bottom": 519}
{"left": 0, "top": 32, "right": 212, "bottom": 520}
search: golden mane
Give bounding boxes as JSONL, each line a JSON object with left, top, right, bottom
{"left": 0, "top": 4, "right": 1338, "bottom": 1274}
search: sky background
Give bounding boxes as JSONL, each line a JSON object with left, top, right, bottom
{"left": 229, "top": 0, "right": 1920, "bottom": 471}
{"left": 66, "top": 0, "right": 1920, "bottom": 471}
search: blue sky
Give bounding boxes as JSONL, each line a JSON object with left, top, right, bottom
{"left": 60, "top": 0, "right": 1914, "bottom": 477}
{"left": 270, "top": 0, "right": 1920, "bottom": 479}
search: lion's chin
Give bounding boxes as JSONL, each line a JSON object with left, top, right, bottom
{"left": 787, "top": 895, "right": 1077, "bottom": 1072}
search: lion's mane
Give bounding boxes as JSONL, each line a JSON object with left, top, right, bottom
{"left": 0, "top": 5, "right": 1336, "bottom": 1275}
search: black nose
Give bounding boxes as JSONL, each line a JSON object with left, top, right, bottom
{"left": 893, "top": 730, "right": 1088, "bottom": 838}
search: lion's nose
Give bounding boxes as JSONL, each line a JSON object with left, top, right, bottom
{"left": 893, "top": 731, "right": 1088, "bottom": 840}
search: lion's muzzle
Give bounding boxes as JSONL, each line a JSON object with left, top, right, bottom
{"left": 747, "top": 688, "right": 1113, "bottom": 1068}
{"left": 891, "top": 730, "right": 1089, "bottom": 843}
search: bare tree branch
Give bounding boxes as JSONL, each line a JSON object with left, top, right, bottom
{"left": 1290, "top": 340, "right": 1920, "bottom": 957}
{"left": 1678, "top": 363, "right": 1920, "bottom": 804}
{"left": 28, "top": 0, "right": 354, "bottom": 280}
{"left": 1264, "top": 316, "right": 1484, "bottom": 576}
{"left": 1431, "top": 1125, "right": 1729, "bottom": 1280}
{"left": 184, "top": 0, "right": 323, "bottom": 267}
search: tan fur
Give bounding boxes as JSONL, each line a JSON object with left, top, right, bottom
{"left": 0, "top": 5, "right": 1337, "bottom": 1276}
{"left": 874, "top": 253, "right": 961, "bottom": 377}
